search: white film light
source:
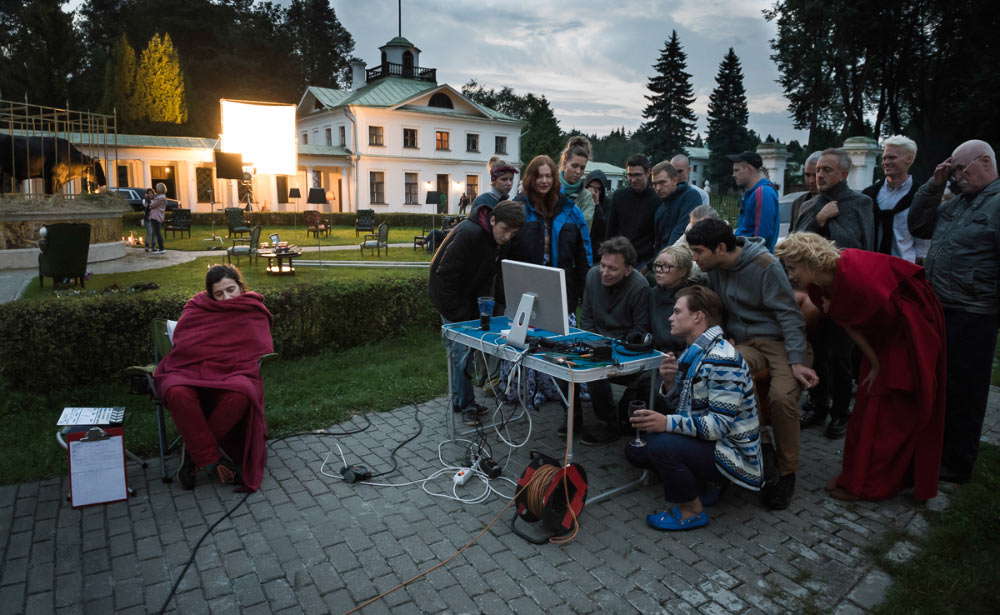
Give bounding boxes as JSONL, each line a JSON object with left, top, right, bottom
{"left": 220, "top": 99, "right": 297, "bottom": 175}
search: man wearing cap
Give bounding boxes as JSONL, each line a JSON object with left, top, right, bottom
{"left": 729, "top": 151, "right": 780, "bottom": 252}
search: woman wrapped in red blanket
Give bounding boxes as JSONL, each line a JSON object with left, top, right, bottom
{"left": 775, "top": 233, "right": 946, "bottom": 502}
{"left": 154, "top": 265, "right": 274, "bottom": 491}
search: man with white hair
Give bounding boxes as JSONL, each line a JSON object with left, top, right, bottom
{"left": 670, "top": 154, "right": 710, "bottom": 206}
{"left": 909, "top": 139, "right": 1000, "bottom": 484}
{"left": 862, "top": 135, "right": 928, "bottom": 262}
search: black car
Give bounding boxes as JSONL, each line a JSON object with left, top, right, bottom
{"left": 106, "top": 187, "right": 180, "bottom": 212}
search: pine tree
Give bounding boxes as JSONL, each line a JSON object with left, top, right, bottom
{"left": 637, "top": 31, "right": 697, "bottom": 163}
{"left": 287, "top": 0, "right": 355, "bottom": 88}
{"left": 705, "top": 48, "right": 752, "bottom": 191}
{"left": 520, "top": 94, "right": 562, "bottom": 165}
{"left": 135, "top": 33, "right": 188, "bottom": 124}
{"left": 99, "top": 34, "right": 138, "bottom": 120}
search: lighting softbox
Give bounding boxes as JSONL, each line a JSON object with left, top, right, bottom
{"left": 214, "top": 152, "right": 244, "bottom": 180}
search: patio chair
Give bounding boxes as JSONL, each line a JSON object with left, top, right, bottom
{"left": 355, "top": 208, "right": 376, "bottom": 237}
{"left": 165, "top": 208, "right": 192, "bottom": 239}
{"left": 414, "top": 223, "right": 429, "bottom": 251}
{"left": 123, "top": 318, "right": 278, "bottom": 483}
{"left": 225, "top": 207, "right": 251, "bottom": 239}
{"left": 360, "top": 222, "right": 389, "bottom": 257}
{"left": 304, "top": 210, "right": 330, "bottom": 238}
{"left": 228, "top": 225, "right": 262, "bottom": 266}
{"left": 38, "top": 222, "right": 90, "bottom": 289}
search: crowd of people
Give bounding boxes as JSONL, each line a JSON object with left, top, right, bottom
{"left": 429, "top": 134, "right": 999, "bottom": 530}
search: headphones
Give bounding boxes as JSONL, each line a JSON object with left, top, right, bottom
{"left": 616, "top": 331, "right": 654, "bottom": 354}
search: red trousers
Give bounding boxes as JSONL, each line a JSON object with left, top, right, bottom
{"left": 164, "top": 385, "right": 250, "bottom": 467}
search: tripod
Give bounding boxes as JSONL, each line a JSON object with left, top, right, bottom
{"left": 203, "top": 188, "right": 223, "bottom": 245}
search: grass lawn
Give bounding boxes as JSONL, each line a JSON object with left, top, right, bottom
{"left": 0, "top": 327, "right": 447, "bottom": 485}
{"left": 19, "top": 249, "right": 431, "bottom": 301}
{"left": 872, "top": 443, "right": 999, "bottom": 615}
{"left": 140, "top": 222, "right": 427, "bottom": 251}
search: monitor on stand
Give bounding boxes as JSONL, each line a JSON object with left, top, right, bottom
{"left": 501, "top": 260, "right": 570, "bottom": 348}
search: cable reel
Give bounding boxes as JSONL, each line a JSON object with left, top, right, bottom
{"left": 511, "top": 450, "right": 588, "bottom": 544}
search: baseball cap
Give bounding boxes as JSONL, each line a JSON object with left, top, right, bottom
{"left": 726, "top": 151, "right": 763, "bottom": 168}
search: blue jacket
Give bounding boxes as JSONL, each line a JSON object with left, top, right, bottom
{"left": 502, "top": 194, "right": 593, "bottom": 309}
{"left": 653, "top": 182, "right": 703, "bottom": 251}
{"left": 735, "top": 178, "right": 780, "bottom": 252}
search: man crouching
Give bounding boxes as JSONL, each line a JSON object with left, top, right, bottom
{"left": 626, "top": 286, "right": 762, "bottom": 530}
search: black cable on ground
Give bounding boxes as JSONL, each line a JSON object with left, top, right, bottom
{"left": 157, "top": 409, "right": 382, "bottom": 614}
{"left": 367, "top": 403, "right": 423, "bottom": 479}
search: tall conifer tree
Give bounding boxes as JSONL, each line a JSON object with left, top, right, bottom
{"left": 135, "top": 32, "right": 187, "bottom": 124}
{"left": 705, "top": 48, "right": 752, "bottom": 191}
{"left": 637, "top": 30, "right": 697, "bottom": 163}
{"left": 99, "top": 34, "right": 139, "bottom": 120}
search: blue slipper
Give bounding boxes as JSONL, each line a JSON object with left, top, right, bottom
{"left": 700, "top": 481, "right": 728, "bottom": 507}
{"left": 646, "top": 506, "right": 709, "bottom": 531}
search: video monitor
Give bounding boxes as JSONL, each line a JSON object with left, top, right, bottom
{"left": 501, "top": 260, "right": 570, "bottom": 347}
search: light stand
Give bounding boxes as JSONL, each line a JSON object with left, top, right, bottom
{"left": 307, "top": 187, "right": 327, "bottom": 265}
{"left": 288, "top": 187, "right": 302, "bottom": 234}
{"left": 202, "top": 188, "right": 223, "bottom": 245}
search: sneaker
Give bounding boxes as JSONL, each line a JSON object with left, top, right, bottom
{"left": 580, "top": 426, "right": 619, "bottom": 446}
{"left": 824, "top": 416, "right": 849, "bottom": 439}
{"left": 453, "top": 402, "right": 488, "bottom": 416}
{"left": 761, "top": 472, "right": 796, "bottom": 510}
{"left": 760, "top": 442, "right": 779, "bottom": 487}
{"left": 155, "top": 249, "right": 167, "bottom": 255}
{"left": 175, "top": 444, "right": 197, "bottom": 490}
{"left": 461, "top": 409, "right": 481, "bottom": 426}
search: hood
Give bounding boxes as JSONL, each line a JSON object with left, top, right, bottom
{"left": 469, "top": 202, "right": 494, "bottom": 234}
{"left": 730, "top": 236, "right": 770, "bottom": 272}
{"left": 585, "top": 169, "right": 609, "bottom": 201}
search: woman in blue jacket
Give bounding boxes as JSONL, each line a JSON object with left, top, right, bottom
{"left": 497, "top": 154, "right": 592, "bottom": 410}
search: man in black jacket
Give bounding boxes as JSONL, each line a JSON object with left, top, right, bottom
{"left": 862, "top": 135, "right": 927, "bottom": 262}
{"left": 607, "top": 153, "right": 661, "bottom": 272}
{"left": 429, "top": 200, "right": 526, "bottom": 425}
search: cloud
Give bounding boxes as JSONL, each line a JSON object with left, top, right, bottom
{"left": 669, "top": 0, "right": 774, "bottom": 39}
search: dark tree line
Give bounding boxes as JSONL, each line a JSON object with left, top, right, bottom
{"left": 0, "top": 0, "right": 357, "bottom": 137}
{"left": 766, "top": 0, "right": 1000, "bottom": 178}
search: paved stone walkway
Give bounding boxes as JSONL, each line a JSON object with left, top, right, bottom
{"left": 2, "top": 388, "right": 997, "bottom": 615}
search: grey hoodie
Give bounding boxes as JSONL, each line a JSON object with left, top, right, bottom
{"left": 705, "top": 237, "right": 808, "bottom": 364}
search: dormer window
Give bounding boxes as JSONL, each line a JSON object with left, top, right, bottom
{"left": 313, "top": 99, "right": 323, "bottom": 111}
{"left": 429, "top": 93, "right": 454, "bottom": 109}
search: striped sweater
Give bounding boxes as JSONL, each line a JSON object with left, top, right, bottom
{"left": 663, "top": 326, "right": 763, "bottom": 491}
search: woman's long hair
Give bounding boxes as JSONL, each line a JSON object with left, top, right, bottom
{"left": 522, "top": 155, "right": 559, "bottom": 220}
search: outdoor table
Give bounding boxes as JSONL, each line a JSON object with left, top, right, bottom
{"left": 258, "top": 246, "right": 303, "bottom": 275}
{"left": 441, "top": 316, "right": 664, "bottom": 505}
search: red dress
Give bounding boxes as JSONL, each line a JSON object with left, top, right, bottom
{"left": 807, "top": 249, "right": 946, "bottom": 500}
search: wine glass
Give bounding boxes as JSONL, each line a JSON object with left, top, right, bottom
{"left": 628, "top": 400, "right": 646, "bottom": 447}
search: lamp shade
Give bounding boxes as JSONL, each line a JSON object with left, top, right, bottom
{"left": 425, "top": 190, "right": 440, "bottom": 205}
{"left": 288, "top": 188, "right": 301, "bottom": 199}
{"left": 306, "top": 187, "right": 327, "bottom": 204}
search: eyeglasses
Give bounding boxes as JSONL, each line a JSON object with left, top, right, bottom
{"left": 652, "top": 263, "right": 676, "bottom": 272}
{"left": 952, "top": 155, "right": 984, "bottom": 178}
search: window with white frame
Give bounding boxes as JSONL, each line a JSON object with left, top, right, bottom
{"left": 495, "top": 136, "right": 507, "bottom": 154}
{"left": 325, "top": 127, "right": 332, "bottom": 146}
{"left": 466, "top": 133, "right": 479, "bottom": 152}
{"left": 369, "top": 126, "right": 384, "bottom": 146}
{"left": 370, "top": 171, "right": 385, "bottom": 203}
{"left": 339, "top": 125, "right": 346, "bottom": 146}
{"left": 405, "top": 173, "right": 418, "bottom": 204}
{"left": 301, "top": 132, "right": 308, "bottom": 145}
{"left": 466, "top": 174, "right": 479, "bottom": 197}
{"left": 435, "top": 131, "right": 450, "bottom": 150}
{"left": 403, "top": 128, "right": 418, "bottom": 149}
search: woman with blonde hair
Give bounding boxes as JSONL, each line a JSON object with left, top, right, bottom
{"left": 148, "top": 182, "right": 168, "bottom": 254}
{"left": 648, "top": 244, "right": 698, "bottom": 355}
{"left": 774, "top": 232, "right": 946, "bottom": 501}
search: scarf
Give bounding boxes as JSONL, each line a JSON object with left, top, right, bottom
{"left": 559, "top": 171, "right": 583, "bottom": 202}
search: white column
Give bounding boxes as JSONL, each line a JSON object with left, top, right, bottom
{"left": 756, "top": 143, "right": 792, "bottom": 195}
{"left": 185, "top": 161, "right": 198, "bottom": 212}
{"left": 141, "top": 161, "right": 152, "bottom": 190}
{"left": 841, "top": 137, "right": 881, "bottom": 190}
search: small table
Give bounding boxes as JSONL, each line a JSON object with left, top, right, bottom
{"left": 258, "top": 247, "right": 302, "bottom": 275}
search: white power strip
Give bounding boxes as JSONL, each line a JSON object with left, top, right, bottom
{"left": 452, "top": 468, "right": 474, "bottom": 487}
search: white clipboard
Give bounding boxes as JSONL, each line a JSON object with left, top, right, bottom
{"left": 68, "top": 427, "right": 128, "bottom": 508}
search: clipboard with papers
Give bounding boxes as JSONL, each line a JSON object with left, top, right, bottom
{"left": 67, "top": 426, "right": 129, "bottom": 508}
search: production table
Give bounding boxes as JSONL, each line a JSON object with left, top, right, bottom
{"left": 442, "top": 317, "right": 664, "bottom": 505}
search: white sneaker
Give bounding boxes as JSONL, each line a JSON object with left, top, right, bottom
{"left": 155, "top": 250, "right": 166, "bottom": 254}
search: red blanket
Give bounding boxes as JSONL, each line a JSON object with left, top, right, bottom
{"left": 154, "top": 291, "right": 274, "bottom": 491}
{"left": 809, "top": 249, "right": 946, "bottom": 500}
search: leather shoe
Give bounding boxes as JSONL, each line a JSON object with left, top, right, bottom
{"left": 824, "top": 417, "right": 849, "bottom": 439}
{"left": 799, "top": 404, "right": 828, "bottom": 429}
{"left": 580, "top": 426, "right": 619, "bottom": 446}
{"left": 761, "top": 472, "right": 795, "bottom": 510}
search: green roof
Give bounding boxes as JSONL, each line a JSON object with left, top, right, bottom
{"left": 10, "top": 129, "right": 216, "bottom": 149}
{"left": 298, "top": 143, "right": 350, "bottom": 157}
{"left": 585, "top": 161, "right": 626, "bottom": 175}
{"left": 381, "top": 36, "right": 418, "bottom": 50}
{"left": 686, "top": 146, "right": 710, "bottom": 159}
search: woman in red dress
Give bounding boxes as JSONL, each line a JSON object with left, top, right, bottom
{"left": 775, "top": 233, "right": 946, "bottom": 501}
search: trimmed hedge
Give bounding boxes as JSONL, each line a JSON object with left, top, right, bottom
{"left": 122, "top": 211, "right": 449, "bottom": 228}
{"left": 0, "top": 277, "right": 439, "bottom": 392}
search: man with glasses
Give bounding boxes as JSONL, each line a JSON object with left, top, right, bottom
{"left": 909, "top": 139, "right": 1000, "bottom": 484}
{"left": 607, "top": 153, "right": 661, "bottom": 272}
{"left": 651, "top": 160, "right": 703, "bottom": 253}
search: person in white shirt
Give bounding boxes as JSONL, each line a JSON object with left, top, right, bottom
{"left": 862, "top": 135, "right": 930, "bottom": 263}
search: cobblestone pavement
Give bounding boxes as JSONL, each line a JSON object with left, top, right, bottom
{"left": 3, "top": 389, "right": 998, "bottom": 615}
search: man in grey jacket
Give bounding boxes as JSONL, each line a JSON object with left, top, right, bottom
{"left": 793, "top": 149, "right": 874, "bottom": 251}
{"left": 908, "top": 138, "right": 1000, "bottom": 483}
{"left": 686, "top": 219, "right": 818, "bottom": 510}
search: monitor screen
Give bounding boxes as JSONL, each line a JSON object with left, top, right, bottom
{"left": 501, "top": 259, "right": 569, "bottom": 337}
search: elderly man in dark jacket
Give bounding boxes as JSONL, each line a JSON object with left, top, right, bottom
{"left": 909, "top": 138, "right": 1000, "bottom": 484}
{"left": 429, "top": 200, "right": 526, "bottom": 426}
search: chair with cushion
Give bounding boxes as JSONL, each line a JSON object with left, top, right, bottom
{"left": 360, "top": 222, "right": 389, "bottom": 257}
{"left": 165, "top": 208, "right": 192, "bottom": 239}
{"left": 124, "top": 318, "right": 278, "bottom": 482}
{"left": 228, "top": 225, "right": 262, "bottom": 266}
{"left": 38, "top": 223, "right": 91, "bottom": 289}
{"left": 225, "top": 207, "right": 251, "bottom": 239}
{"left": 304, "top": 210, "right": 330, "bottom": 238}
{"left": 355, "top": 208, "right": 376, "bottom": 237}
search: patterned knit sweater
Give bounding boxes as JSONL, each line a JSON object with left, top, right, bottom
{"left": 663, "top": 326, "right": 763, "bottom": 491}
